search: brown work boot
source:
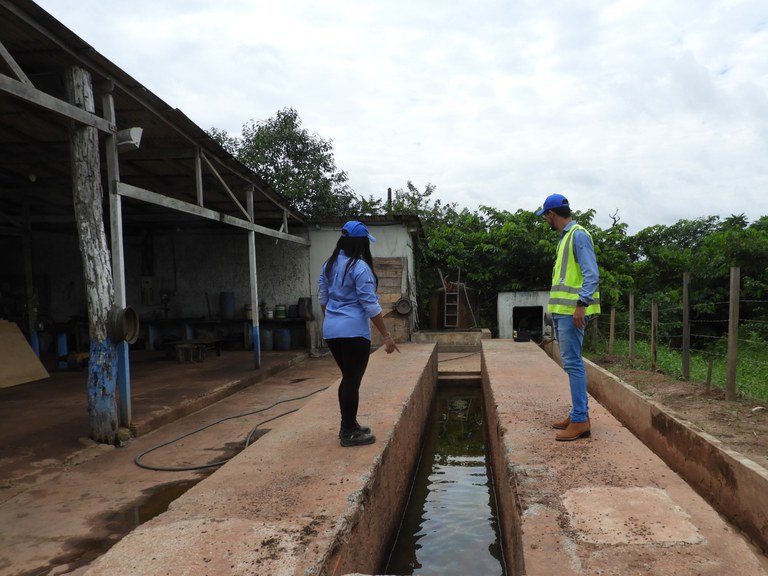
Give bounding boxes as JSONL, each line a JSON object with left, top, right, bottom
{"left": 552, "top": 415, "right": 570, "bottom": 430}
{"left": 555, "top": 420, "right": 591, "bottom": 441}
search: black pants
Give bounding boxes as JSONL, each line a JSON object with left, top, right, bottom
{"left": 326, "top": 337, "right": 371, "bottom": 431}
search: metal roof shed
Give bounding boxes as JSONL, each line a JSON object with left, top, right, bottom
{"left": 0, "top": 0, "right": 308, "bottom": 442}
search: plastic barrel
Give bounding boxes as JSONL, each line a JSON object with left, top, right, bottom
{"left": 274, "top": 328, "right": 291, "bottom": 351}
{"left": 290, "top": 324, "right": 306, "bottom": 349}
{"left": 259, "top": 327, "right": 273, "bottom": 351}
{"left": 220, "top": 292, "right": 235, "bottom": 320}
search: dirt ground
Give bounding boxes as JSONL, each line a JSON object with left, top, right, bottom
{"left": 592, "top": 355, "right": 768, "bottom": 470}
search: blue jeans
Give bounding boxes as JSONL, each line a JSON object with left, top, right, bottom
{"left": 553, "top": 314, "right": 589, "bottom": 423}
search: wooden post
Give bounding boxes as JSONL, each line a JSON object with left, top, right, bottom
{"left": 651, "top": 299, "right": 658, "bottom": 371}
{"left": 726, "top": 266, "right": 740, "bottom": 401}
{"left": 589, "top": 316, "right": 598, "bottom": 351}
{"left": 608, "top": 308, "right": 616, "bottom": 355}
{"left": 682, "top": 272, "right": 690, "bottom": 381}
{"left": 22, "top": 201, "right": 37, "bottom": 341}
{"left": 102, "top": 87, "right": 132, "bottom": 427}
{"left": 629, "top": 293, "right": 635, "bottom": 364}
{"left": 247, "top": 186, "right": 261, "bottom": 369}
{"left": 65, "top": 65, "right": 118, "bottom": 444}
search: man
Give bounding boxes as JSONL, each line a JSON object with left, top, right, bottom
{"left": 537, "top": 194, "right": 601, "bottom": 441}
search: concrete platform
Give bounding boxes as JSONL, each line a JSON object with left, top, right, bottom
{"left": 77, "top": 343, "right": 440, "bottom": 576}
{"left": 0, "top": 349, "right": 322, "bottom": 575}
{"left": 61, "top": 340, "right": 768, "bottom": 575}
{"left": 482, "top": 340, "right": 768, "bottom": 575}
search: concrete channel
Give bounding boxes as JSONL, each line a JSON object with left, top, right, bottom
{"left": 79, "top": 340, "right": 768, "bottom": 575}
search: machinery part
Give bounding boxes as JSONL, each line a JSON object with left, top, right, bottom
{"left": 394, "top": 297, "right": 412, "bottom": 315}
{"left": 107, "top": 306, "right": 139, "bottom": 344}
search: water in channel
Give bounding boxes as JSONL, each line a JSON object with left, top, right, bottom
{"left": 384, "top": 384, "right": 506, "bottom": 575}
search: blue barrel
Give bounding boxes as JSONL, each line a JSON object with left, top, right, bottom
{"left": 274, "top": 328, "right": 291, "bottom": 351}
{"left": 259, "top": 327, "right": 273, "bottom": 351}
{"left": 219, "top": 291, "right": 235, "bottom": 320}
{"left": 290, "top": 324, "right": 306, "bottom": 349}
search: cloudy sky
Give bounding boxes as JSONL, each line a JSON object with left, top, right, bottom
{"left": 36, "top": 1, "right": 768, "bottom": 233}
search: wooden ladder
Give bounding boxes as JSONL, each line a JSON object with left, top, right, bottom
{"left": 444, "top": 289, "right": 459, "bottom": 328}
{"left": 441, "top": 269, "right": 460, "bottom": 328}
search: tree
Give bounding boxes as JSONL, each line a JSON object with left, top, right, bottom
{"left": 209, "top": 108, "right": 374, "bottom": 219}
{"left": 585, "top": 216, "right": 634, "bottom": 311}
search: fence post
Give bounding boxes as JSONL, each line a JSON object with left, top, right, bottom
{"left": 629, "top": 293, "right": 635, "bottom": 363}
{"left": 726, "top": 266, "right": 740, "bottom": 401}
{"left": 608, "top": 308, "right": 616, "bottom": 355}
{"left": 682, "top": 272, "right": 690, "bottom": 380}
{"left": 651, "top": 299, "right": 658, "bottom": 371}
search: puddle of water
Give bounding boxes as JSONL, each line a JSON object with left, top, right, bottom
{"left": 58, "top": 480, "right": 201, "bottom": 574}
{"left": 384, "top": 384, "right": 506, "bottom": 575}
{"left": 128, "top": 479, "right": 198, "bottom": 527}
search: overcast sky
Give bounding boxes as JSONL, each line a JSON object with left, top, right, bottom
{"left": 36, "top": 1, "right": 768, "bottom": 233}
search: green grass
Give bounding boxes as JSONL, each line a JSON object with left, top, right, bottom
{"left": 587, "top": 337, "right": 768, "bottom": 403}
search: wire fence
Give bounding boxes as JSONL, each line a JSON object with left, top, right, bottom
{"left": 587, "top": 268, "right": 768, "bottom": 402}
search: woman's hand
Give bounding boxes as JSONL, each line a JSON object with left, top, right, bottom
{"left": 383, "top": 334, "right": 400, "bottom": 354}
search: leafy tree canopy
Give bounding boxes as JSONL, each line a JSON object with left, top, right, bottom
{"left": 209, "top": 108, "right": 378, "bottom": 219}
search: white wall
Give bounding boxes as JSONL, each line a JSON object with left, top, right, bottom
{"left": 123, "top": 229, "right": 310, "bottom": 322}
{"left": 309, "top": 222, "right": 417, "bottom": 341}
{"left": 497, "top": 291, "right": 550, "bottom": 339}
{"left": 4, "top": 227, "right": 311, "bottom": 341}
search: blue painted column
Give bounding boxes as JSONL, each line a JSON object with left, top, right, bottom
{"left": 30, "top": 331, "right": 40, "bottom": 356}
{"left": 88, "top": 338, "right": 119, "bottom": 441}
{"left": 116, "top": 341, "right": 131, "bottom": 425}
{"left": 253, "top": 324, "right": 261, "bottom": 369}
{"left": 57, "top": 332, "right": 68, "bottom": 368}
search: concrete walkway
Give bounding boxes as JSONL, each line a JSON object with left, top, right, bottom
{"left": 0, "top": 349, "right": 333, "bottom": 575}
{"left": 482, "top": 340, "right": 768, "bottom": 575}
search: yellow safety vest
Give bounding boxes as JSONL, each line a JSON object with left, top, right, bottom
{"left": 548, "top": 224, "right": 601, "bottom": 315}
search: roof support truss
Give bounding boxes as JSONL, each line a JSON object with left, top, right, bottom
{"left": 0, "top": 72, "right": 114, "bottom": 132}
{"left": 117, "top": 182, "right": 309, "bottom": 245}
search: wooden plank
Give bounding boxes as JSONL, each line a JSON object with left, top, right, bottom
{"left": 0, "top": 321, "right": 49, "bottom": 388}
{"left": 376, "top": 269, "right": 403, "bottom": 278}
{"left": 0, "top": 39, "right": 32, "bottom": 85}
{"left": 0, "top": 74, "right": 114, "bottom": 132}
{"left": 374, "top": 257, "right": 405, "bottom": 266}
{"left": 379, "top": 292, "right": 400, "bottom": 308}
{"left": 117, "top": 182, "right": 310, "bottom": 245}
{"left": 378, "top": 280, "right": 402, "bottom": 292}
{"left": 374, "top": 258, "right": 405, "bottom": 298}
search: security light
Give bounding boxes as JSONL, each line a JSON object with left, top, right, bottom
{"left": 116, "top": 127, "right": 143, "bottom": 151}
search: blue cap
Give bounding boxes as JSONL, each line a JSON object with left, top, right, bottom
{"left": 342, "top": 220, "right": 376, "bottom": 242}
{"left": 536, "top": 193, "right": 569, "bottom": 216}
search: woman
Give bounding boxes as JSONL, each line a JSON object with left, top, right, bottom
{"left": 318, "top": 220, "right": 399, "bottom": 447}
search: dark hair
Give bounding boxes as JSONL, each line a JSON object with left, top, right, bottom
{"left": 551, "top": 205, "right": 571, "bottom": 218}
{"left": 324, "top": 235, "right": 378, "bottom": 288}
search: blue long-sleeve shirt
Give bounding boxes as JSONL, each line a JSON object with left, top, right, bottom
{"left": 564, "top": 221, "right": 600, "bottom": 304}
{"left": 318, "top": 250, "right": 382, "bottom": 340}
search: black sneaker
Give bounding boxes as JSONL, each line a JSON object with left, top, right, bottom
{"left": 340, "top": 429, "right": 376, "bottom": 447}
{"left": 338, "top": 422, "right": 371, "bottom": 439}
